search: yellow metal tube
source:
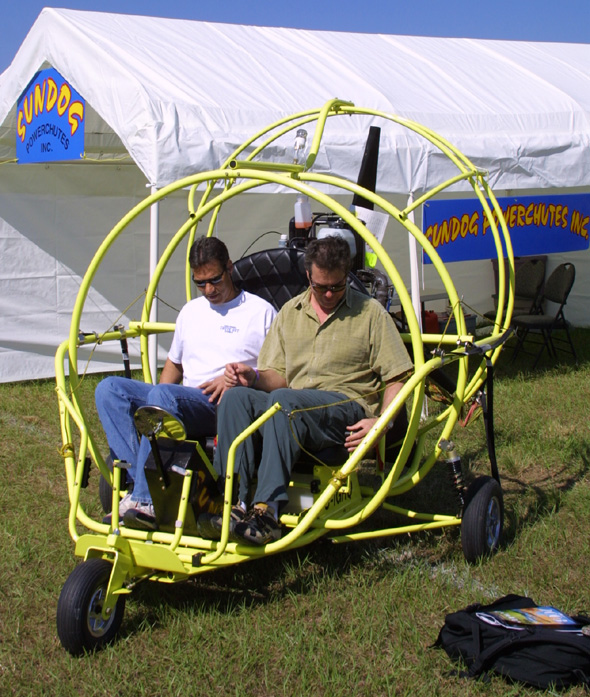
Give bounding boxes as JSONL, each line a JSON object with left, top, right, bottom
{"left": 168, "top": 470, "right": 194, "bottom": 552}
{"left": 329, "top": 517, "right": 462, "bottom": 544}
{"left": 229, "top": 160, "right": 304, "bottom": 173}
{"left": 305, "top": 99, "right": 354, "bottom": 170}
{"left": 197, "top": 402, "right": 283, "bottom": 565}
{"left": 55, "top": 98, "right": 514, "bottom": 576}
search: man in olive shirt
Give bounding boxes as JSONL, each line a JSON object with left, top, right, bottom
{"left": 210, "top": 235, "right": 413, "bottom": 545}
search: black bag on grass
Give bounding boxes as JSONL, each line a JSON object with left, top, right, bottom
{"left": 434, "top": 594, "right": 590, "bottom": 690}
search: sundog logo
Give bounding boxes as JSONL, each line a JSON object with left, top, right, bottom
{"left": 422, "top": 193, "right": 590, "bottom": 263}
{"left": 16, "top": 67, "right": 85, "bottom": 163}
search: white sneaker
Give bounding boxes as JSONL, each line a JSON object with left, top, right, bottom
{"left": 102, "top": 492, "right": 135, "bottom": 525}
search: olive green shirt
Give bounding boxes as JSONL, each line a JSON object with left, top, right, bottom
{"left": 257, "top": 286, "right": 413, "bottom": 417}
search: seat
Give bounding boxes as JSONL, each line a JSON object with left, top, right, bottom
{"left": 484, "top": 257, "right": 546, "bottom": 325}
{"left": 511, "top": 262, "right": 577, "bottom": 368}
{"left": 231, "top": 246, "right": 369, "bottom": 310}
{"left": 232, "top": 247, "right": 309, "bottom": 311}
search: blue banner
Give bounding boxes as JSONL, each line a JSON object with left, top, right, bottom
{"left": 422, "top": 193, "right": 590, "bottom": 263}
{"left": 16, "top": 68, "right": 85, "bottom": 164}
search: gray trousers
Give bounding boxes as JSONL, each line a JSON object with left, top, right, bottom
{"left": 213, "top": 387, "right": 366, "bottom": 504}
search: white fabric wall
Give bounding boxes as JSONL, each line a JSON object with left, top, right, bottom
{"left": 0, "top": 163, "right": 169, "bottom": 382}
{"left": 2, "top": 161, "right": 587, "bottom": 384}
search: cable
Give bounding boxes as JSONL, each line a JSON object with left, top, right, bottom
{"left": 239, "top": 231, "right": 282, "bottom": 258}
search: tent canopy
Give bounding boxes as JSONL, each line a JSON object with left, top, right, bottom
{"left": 1, "top": 8, "right": 590, "bottom": 191}
{"left": 0, "top": 9, "right": 589, "bottom": 384}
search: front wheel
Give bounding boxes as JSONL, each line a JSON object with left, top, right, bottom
{"left": 461, "top": 476, "right": 503, "bottom": 563}
{"left": 57, "top": 558, "right": 126, "bottom": 655}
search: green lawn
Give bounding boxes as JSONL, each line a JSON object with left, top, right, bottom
{"left": 1, "top": 330, "right": 588, "bottom": 696}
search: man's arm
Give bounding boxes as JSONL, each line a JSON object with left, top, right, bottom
{"left": 380, "top": 377, "right": 405, "bottom": 416}
{"left": 344, "top": 377, "right": 405, "bottom": 451}
{"left": 224, "top": 362, "right": 287, "bottom": 393}
{"left": 159, "top": 358, "right": 183, "bottom": 384}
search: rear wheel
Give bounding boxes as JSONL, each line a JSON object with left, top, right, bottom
{"left": 461, "top": 476, "right": 503, "bottom": 563}
{"left": 57, "top": 558, "right": 126, "bottom": 655}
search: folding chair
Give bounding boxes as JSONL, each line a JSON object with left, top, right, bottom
{"left": 511, "top": 262, "right": 577, "bottom": 368}
{"left": 484, "top": 257, "right": 546, "bottom": 325}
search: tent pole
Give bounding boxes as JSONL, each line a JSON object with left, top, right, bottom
{"left": 407, "top": 192, "right": 422, "bottom": 330}
{"left": 149, "top": 185, "right": 159, "bottom": 384}
{"left": 407, "top": 192, "right": 428, "bottom": 419}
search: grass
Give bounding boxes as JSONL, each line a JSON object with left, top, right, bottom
{"left": 1, "top": 329, "right": 589, "bottom": 696}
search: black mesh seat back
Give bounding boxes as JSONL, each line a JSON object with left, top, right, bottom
{"left": 543, "top": 263, "right": 575, "bottom": 306}
{"left": 232, "top": 248, "right": 308, "bottom": 311}
{"left": 232, "top": 246, "right": 369, "bottom": 311}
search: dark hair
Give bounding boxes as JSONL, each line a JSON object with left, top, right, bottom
{"left": 188, "top": 236, "right": 230, "bottom": 270}
{"left": 304, "top": 235, "right": 352, "bottom": 275}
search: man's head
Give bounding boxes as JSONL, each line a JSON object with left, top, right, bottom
{"left": 189, "top": 236, "right": 236, "bottom": 305}
{"left": 304, "top": 236, "right": 351, "bottom": 313}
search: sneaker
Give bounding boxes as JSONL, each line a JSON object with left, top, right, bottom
{"left": 233, "top": 503, "right": 281, "bottom": 546}
{"left": 102, "top": 492, "right": 136, "bottom": 525}
{"left": 122, "top": 500, "right": 157, "bottom": 531}
{"left": 197, "top": 505, "right": 246, "bottom": 540}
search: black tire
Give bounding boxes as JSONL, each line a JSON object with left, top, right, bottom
{"left": 57, "top": 558, "right": 126, "bottom": 655}
{"left": 461, "top": 476, "right": 503, "bottom": 563}
{"left": 99, "top": 456, "right": 128, "bottom": 514}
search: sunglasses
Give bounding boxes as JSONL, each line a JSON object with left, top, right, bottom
{"left": 192, "top": 268, "right": 228, "bottom": 288}
{"left": 309, "top": 278, "right": 347, "bottom": 294}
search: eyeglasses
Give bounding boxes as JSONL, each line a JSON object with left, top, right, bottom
{"left": 192, "top": 268, "right": 227, "bottom": 287}
{"left": 309, "top": 277, "right": 347, "bottom": 294}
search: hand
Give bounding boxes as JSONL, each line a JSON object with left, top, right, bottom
{"left": 224, "top": 362, "right": 255, "bottom": 389}
{"left": 199, "top": 375, "right": 227, "bottom": 404}
{"left": 344, "top": 417, "right": 379, "bottom": 452}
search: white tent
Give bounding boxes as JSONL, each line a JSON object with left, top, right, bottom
{"left": 1, "top": 8, "right": 589, "bottom": 382}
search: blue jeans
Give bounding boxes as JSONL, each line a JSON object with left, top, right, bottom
{"left": 95, "top": 376, "right": 217, "bottom": 502}
{"left": 213, "top": 387, "right": 365, "bottom": 504}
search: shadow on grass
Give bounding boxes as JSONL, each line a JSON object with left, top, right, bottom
{"left": 501, "top": 449, "right": 590, "bottom": 546}
{"left": 119, "top": 485, "right": 465, "bottom": 638}
{"left": 119, "top": 536, "right": 411, "bottom": 639}
{"left": 492, "top": 328, "right": 588, "bottom": 378}
{"left": 453, "top": 433, "right": 590, "bottom": 551}
{"left": 118, "top": 467, "right": 487, "bottom": 638}
{"left": 121, "top": 451, "right": 486, "bottom": 633}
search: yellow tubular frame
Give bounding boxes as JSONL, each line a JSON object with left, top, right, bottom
{"left": 55, "top": 100, "right": 513, "bottom": 586}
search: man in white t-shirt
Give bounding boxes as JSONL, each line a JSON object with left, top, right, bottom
{"left": 95, "top": 236, "right": 276, "bottom": 530}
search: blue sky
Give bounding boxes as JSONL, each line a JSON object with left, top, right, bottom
{"left": 2, "top": 0, "right": 589, "bottom": 74}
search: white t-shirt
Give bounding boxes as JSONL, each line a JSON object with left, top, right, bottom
{"left": 168, "top": 290, "right": 276, "bottom": 388}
